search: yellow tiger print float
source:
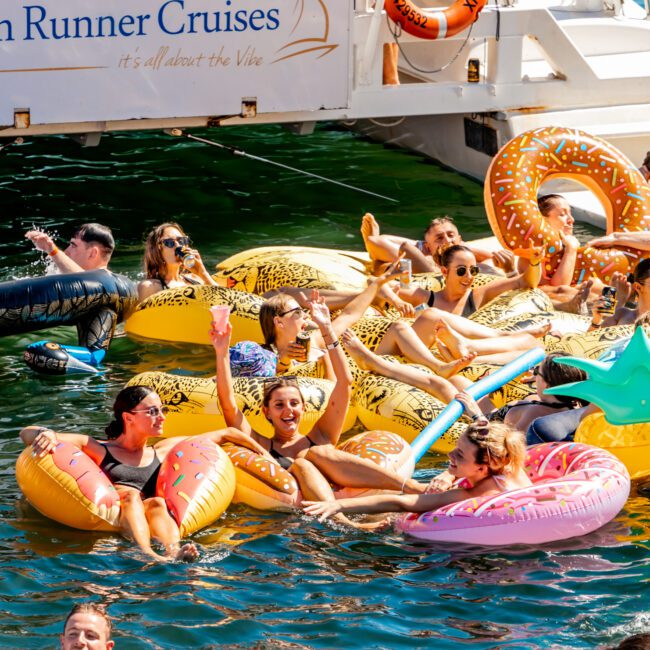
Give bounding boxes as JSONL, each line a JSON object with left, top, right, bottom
{"left": 546, "top": 325, "right": 634, "bottom": 359}
{"left": 224, "top": 430, "right": 414, "bottom": 511}
{"left": 127, "top": 371, "right": 358, "bottom": 438}
{"left": 125, "top": 285, "right": 264, "bottom": 345}
{"left": 352, "top": 372, "right": 468, "bottom": 453}
{"left": 214, "top": 246, "right": 371, "bottom": 293}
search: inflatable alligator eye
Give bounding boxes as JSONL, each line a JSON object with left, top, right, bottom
{"left": 45, "top": 342, "right": 61, "bottom": 350}
{"left": 485, "top": 126, "right": 650, "bottom": 284}
{"left": 384, "top": 0, "right": 488, "bottom": 40}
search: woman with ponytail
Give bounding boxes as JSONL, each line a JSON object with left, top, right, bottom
{"left": 302, "top": 418, "right": 531, "bottom": 524}
{"left": 20, "top": 385, "right": 265, "bottom": 562}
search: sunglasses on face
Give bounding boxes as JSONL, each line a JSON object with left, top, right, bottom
{"left": 161, "top": 237, "right": 190, "bottom": 249}
{"left": 129, "top": 405, "right": 169, "bottom": 417}
{"left": 532, "top": 366, "right": 545, "bottom": 379}
{"left": 454, "top": 265, "right": 479, "bottom": 278}
{"left": 279, "top": 306, "right": 307, "bottom": 318}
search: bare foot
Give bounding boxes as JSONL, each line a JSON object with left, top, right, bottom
{"left": 361, "top": 212, "right": 380, "bottom": 242}
{"left": 172, "top": 542, "right": 199, "bottom": 562}
{"left": 436, "top": 352, "right": 477, "bottom": 379}
{"left": 341, "top": 329, "right": 376, "bottom": 371}
{"left": 520, "top": 321, "right": 552, "bottom": 339}
{"left": 354, "top": 516, "right": 391, "bottom": 531}
{"left": 435, "top": 341, "right": 454, "bottom": 362}
{"left": 555, "top": 279, "right": 593, "bottom": 315}
{"left": 435, "top": 321, "right": 472, "bottom": 359}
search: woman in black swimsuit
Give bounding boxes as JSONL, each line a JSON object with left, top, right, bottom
{"left": 20, "top": 385, "right": 264, "bottom": 562}
{"left": 454, "top": 351, "right": 589, "bottom": 435}
{"left": 137, "top": 222, "right": 218, "bottom": 301}
{"left": 211, "top": 295, "right": 430, "bottom": 529}
{"left": 372, "top": 243, "right": 549, "bottom": 370}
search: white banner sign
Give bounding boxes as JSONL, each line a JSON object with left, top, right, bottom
{"left": 0, "top": 1, "right": 351, "bottom": 126}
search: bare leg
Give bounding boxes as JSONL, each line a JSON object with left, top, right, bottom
{"left": 554, "top": 279, "right": 593, "bottom": 315}
{"left": 343, "top": 329, "right": 459, "bottom": 402}
{"left": 376, "top": 320, "right": 474, "bottom": 378}
{"left": 411, "top": 308, "right": 507, "bottom": 343}
{"left": 145, "top": 497, "right": 198, "bottom": 562}
{"left": 117, "top": 489, "right": 166, "bottom": 561}
{"left": 291, "top": 457, "right": 370, "bottom": 529}
{"left": 435, "top": 320, "right": 543, "bottom": 359}
{"left": 361, "top": 213, "right": 401, "bottom": 263}
{"left": 304, "top": 444, "right": 427, "bottom": 494}
{"left": 382, "top": 43, "right": 400, "bottom": 85}
{"left": 264, "top": 286, "right": 359, "bottom": 312}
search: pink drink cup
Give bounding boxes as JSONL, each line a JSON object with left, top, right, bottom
{"left": 210, "top": 305, "right": 231, "bottom": 332}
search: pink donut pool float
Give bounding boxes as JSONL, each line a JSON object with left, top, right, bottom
{"left": 396, "top": 442, "right": 630, "bottom": 545}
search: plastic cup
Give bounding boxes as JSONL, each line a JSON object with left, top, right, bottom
{"left": 210, "top": 305, "right": 230, "bottom": 331}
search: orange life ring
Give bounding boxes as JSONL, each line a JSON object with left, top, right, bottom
{"left": 384, "top": 0, "right": 487, "bottom": 40}
{"left": 485, "top": 126, "right": 650, "bottom": 284}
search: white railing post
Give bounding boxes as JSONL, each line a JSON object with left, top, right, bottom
{"left": 358, "top": 0, "right": 386, "bottom": 86}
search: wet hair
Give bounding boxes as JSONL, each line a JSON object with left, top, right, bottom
{"left": 262, "top": 376, "right": 305, "bottom": 408}
{"left": 105, "top": 385, "right": 155, "bottom": 439}
{"left": 423, "top": 216, "right": 457, "bottom": 237}
{"left": 631, "top": 258, "right": 650, "bottom": 285}
{"left": 439, "top": 244, "right": 474, "bottom": 268}
{"left": 643, "top": 152, "right": 650, "bottom": 169}
{"left": 537, "top": 194, "right": 565, "bottom": 217}
{"left": 73, "top": 223, "right": 115, "bottom": 258}
{"left": 635, "top": 311, "right": 650, "bottom": 331}
{"left": 539, "top": 351, "right": 589, "bottom": 407}
{"left": 63, "top": 603, "right": 112, "bottom": 638}
{"left": 259, "top": 293, "right": 297, "bottom": 348}
{"left": 612, "top": 633, "right": 650, "bottom": 650}
{"left": 143, "top": 222, "right": 188, "bottom": 283}
{"left": 464, "top": 420, "right": 526, "bottom": 475}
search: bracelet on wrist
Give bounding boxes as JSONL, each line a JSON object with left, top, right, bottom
{"left": 326, "top": 339, "right": 340, "bottom": 350}
{"left": 49, "top": 246, "right": 59, "bottom": 257}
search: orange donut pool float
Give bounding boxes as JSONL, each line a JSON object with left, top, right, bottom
{"left": 485, "top": 126, "right": 650, "bottom": 284}
{"left": 384, "top": 0, "right": 487, "bottom": 40}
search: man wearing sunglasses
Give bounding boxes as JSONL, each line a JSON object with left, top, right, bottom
{"left": 25, "top": 222, "right": 115, "bottom": 273}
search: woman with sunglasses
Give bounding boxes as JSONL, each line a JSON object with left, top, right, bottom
{"left": 450, "top": 351, "right": 588, "bottom": 436}
{"left": 375, "top": 243, "right": 549, "bottom": 367}
{"left": 137, "top": 222, "right": 218, "bottom": 301}
{"left": 20, "top": 385, "right": 266, "bottom": 562}
{"left": 211, "top": 297, "right": 430, "bottom": 528}
{"left": 303, "top": 417, "right": 531, "bottom": 525}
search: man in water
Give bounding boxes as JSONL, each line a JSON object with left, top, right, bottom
{"left": 25, "top": 222, "right": 114, "bottom": 273}
{"left": 60, "top": 603, "right": 114, "bottom": 650}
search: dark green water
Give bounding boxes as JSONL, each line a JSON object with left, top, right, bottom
{"left": 0, "top": 125, "right": 646, "bottom": 649}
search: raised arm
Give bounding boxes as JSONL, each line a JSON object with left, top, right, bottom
{"left": 477, "top": 243, "right": 544, "bottom": 306}
{"left": 20, "top": 425, "right": 106, "bottom": 463}
{"left": 209, "top": 322, "right": 253, "bottom": 435}
{"left": 307, "top": 297, "right": 352, "bottom": 446}
{"left": 24, "top": 230, "right": 85, "bottom": 274}
{"left": 186, "top": 248, "right": 218, "bottom": 286}
{"left": 324, "top": 261, "right": 402, "bottom": 339}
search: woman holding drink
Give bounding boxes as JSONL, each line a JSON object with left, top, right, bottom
{"left": 137, "top": 222, "right": 218, "bottom": 301}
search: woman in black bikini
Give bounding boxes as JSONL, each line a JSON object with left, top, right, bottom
{"left": 211, "top": 295, "right": 430, "bottom": 528}
{"left": 454, "top": 351, "right": 589, "bottom": 435}
{"left": 20, "top": 385, "right": 264, "bottom": 562}
{"left": 137, "top": 222, "right": 218, "bottom": 301}
{"left": 373, "top": 243, "right": 550, "bottom": 368}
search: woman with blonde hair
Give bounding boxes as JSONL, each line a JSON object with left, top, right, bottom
{"left": 137, "top": 222, "right": 217, "bottom": 301}
{"left": 303, "top": 416, "right": 531, "bottom": 523}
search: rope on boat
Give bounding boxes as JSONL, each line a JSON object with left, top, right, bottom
{"left": 164, "top": 129, "right": 399, "bottom": 204}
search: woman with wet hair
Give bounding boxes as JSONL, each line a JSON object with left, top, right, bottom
{"left": 137, "top": 222, "right": 217, "bottom": 301}
{"left": 20, "top": 385, "right": 261, "bottom": 562}
{"left": 303, "top": 417, "right": 531, "bottom": 524}
{"left": 454, "top": 351, "right": 589, "bottom": 436}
